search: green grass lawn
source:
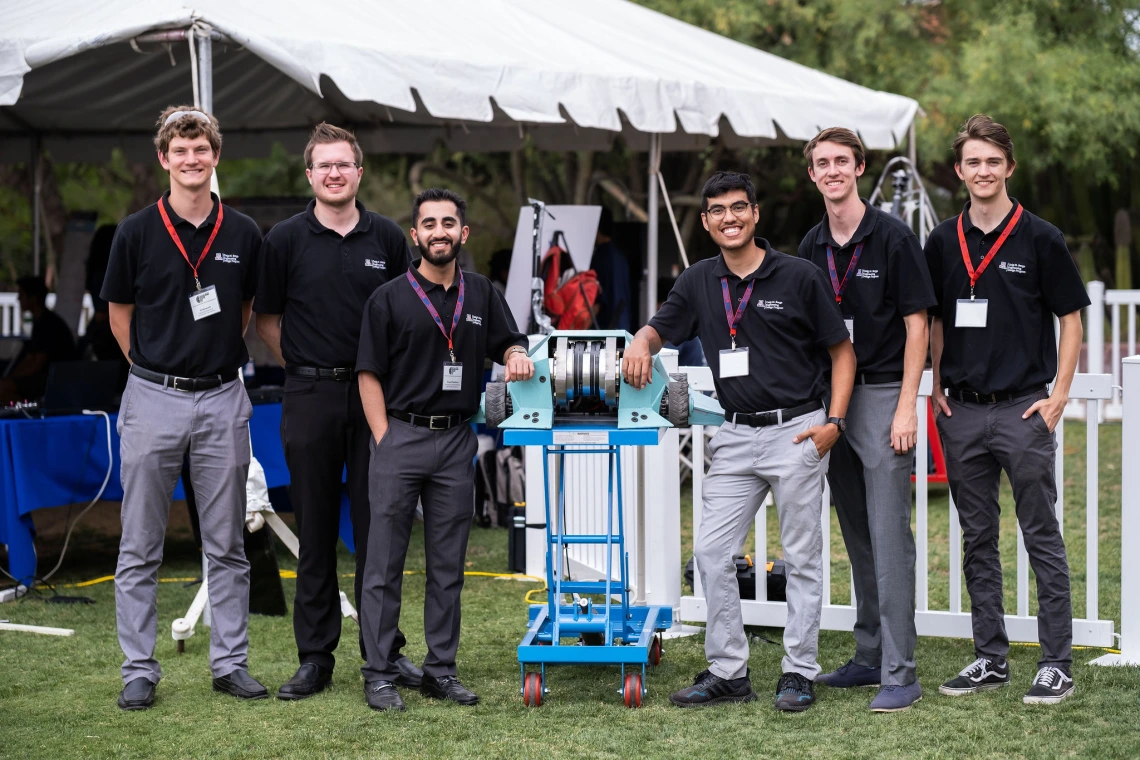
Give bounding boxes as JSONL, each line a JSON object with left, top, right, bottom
{"left": 1, "top": 423, "right": 1138, "bottom": 758}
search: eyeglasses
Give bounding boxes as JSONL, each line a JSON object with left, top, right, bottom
{"left": 310, "top": 162, "right": 359, "bottom": 175}
{"left": 704, "top": 201, "right": 755, "bottom": 220}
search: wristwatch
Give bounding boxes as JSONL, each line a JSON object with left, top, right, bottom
{"left": 505, "top": 346, "right": 528, "bottom": 360}
{"left": 826, "top": 416, "right": 847, "bottom": 433}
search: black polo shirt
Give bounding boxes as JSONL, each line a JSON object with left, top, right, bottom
{"left": 798, "top": 200, "right": 935, "bottom": 375}
{"left": 356, "top": 260, "right": 527, "bottom": 417}
{"left": 649, "top": 239, "right": 849, "bottom": 413}
{"left": 255, "top": 200, "right": 410, "bottom": 367}
{"left": 100, "top": 191, "right": 260, "bottom": 377}
{"left": 925, "top": 199, "right": 1090, "bottom": 394}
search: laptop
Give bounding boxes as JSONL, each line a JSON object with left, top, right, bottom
{"left": 41, "top": 360, "right": 121, "bottom": 414}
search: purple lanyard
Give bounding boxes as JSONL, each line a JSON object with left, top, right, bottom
{"left": 406, "top": 268, "right": 464, "bottom": 362}
{"left": 720, "top": 277, "right": 755, "bottom": 349}
{"left": 826, "top": 242, "right": 864, "bottom": 304}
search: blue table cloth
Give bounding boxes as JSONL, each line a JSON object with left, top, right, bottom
{"left": 0, "top": 403, "right": 293, "bottom": 585}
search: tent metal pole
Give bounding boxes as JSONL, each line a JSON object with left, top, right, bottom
{"left": 908, "top": 119, "right": 917, "bottom": 167}
{"left": 646, "top": 133, "right": 660, "bottom": 325}
{"left": 32, "top": 137, "right": 41, "bottom": 276}
{"left": 197, "top": 28, "right": 213, "bottom": 113}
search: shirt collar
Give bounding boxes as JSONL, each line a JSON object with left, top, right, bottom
{"left": 710, "top": 238, "right": 780, "bottom": 281}
{"left": 410, "top": 258, "right": 460, "bottom": 292}
{"left": 959, "top": 197, "right": 1024, "bottom": 236}
{"left": 303, "top": 199, "right": 372, "bottom": 236}
{"left": 160, "top": 190, "right": 220, "bottom": 228}
{"left": 814, "top": 199, "right": 878, "bottom": 249}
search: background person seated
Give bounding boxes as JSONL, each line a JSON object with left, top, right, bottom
{"left": 0, "top": 275, "right": 77, "bottom": 404}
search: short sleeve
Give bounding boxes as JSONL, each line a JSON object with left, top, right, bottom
{"left": 806, "top": 267, "right": 850, "bottom": 347}
{"left": 355, "top": 293, "right": 391, "bottom": 379}
{"left": 1038, "top": 231, "right": 1090, "bottom": 317}
{"left": 486, "top": 282, "right": 527, "bottom": 361}
{"left": 924, "top": 234, "right": 944, "bottom": 319}
{"left": 100, "top": 223, "right": 138, "bottom": 304}
{"left": 890, "top": 232, "right": 937, "bottom": 317}
{"left": 254, "top": 226, "right": 288, "bottom": 313}
{"left": 242, "top": 224, "right": 261, "bottom": 301}
{"left": 648, "top": 268, "right": 699, "bottom": 345}
{"left": 381, "top": 217, "right": 411, "bottom": 276}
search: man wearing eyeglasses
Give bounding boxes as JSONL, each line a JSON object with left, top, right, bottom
{"left": 255, "top": 122, "right": 417, "bottom": 700}
{"left": 624, "top": 171, "right": 855, "bottom": 712}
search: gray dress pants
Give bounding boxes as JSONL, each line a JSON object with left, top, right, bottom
{"left": 115, "top": 374, "right": 253, "bottom": 684}
{"left": 697, "top": 409, "right": 828, "bottom": 681}
{"left": 359, "top": 418, "right": 478, "bottom": 683}
{"left": 935, "top": 389, "right": 1072, "bottom": 669}
{"left": 827, "top": 382, "right": 918, "bottom": 686}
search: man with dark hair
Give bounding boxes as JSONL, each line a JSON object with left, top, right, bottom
{"left": 355, "top": 188, "right": 534, "bottom": 712}
{"left": 927, "top": 114, "right": 1087, "bottom": 705}
{"left": 0, "top": 275, "right": 76, "bottom": 404}
{"left": 255, "top": 122, "right": 417, "bottom": 701}
{"left": 624, "top": 170, "right": 855, "bottom": 712}
{"left": 799, "top": 127, "right": 935, "bottom": 712}
{"left": 102, "top": 105, "right": 267, "bottom": 709}
{"left": 589, "top": 206, "right": 632, "bottom": 330}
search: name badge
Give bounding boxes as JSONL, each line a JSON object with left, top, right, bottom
{"left": 719, "top": 347, "right": 749, "bottom": 378}
{"left": 442, "top": 362, "right": 463, "bottom": 391}
{"left": 844, "top": 318, "right": 854, "bottom": 343}
{"left": 189, "top": 285, "right": 221, "bottom": 321}
{"left": 955, "top": 299, "right": 988, "bottom": 328}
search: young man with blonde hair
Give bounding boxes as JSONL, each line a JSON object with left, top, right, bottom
{"left": 102, "top": 105, "right": 266, "bottom": 709}
{"left": 255, "top": 122, "right": 416, "bottom": 699}
{"left": 798, "top": 127, "right": 934, "bottom": 712}
{"left": 927, "top": 114, "right": 1088, "bottom": 705}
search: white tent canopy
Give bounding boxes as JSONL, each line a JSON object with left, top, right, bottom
{"left": 1, "top": 0, "right": 919, "bottom": 162}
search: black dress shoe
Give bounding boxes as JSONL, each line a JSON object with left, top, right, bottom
{"left": 212, "top": 669, "right": 269, "bottom": 700}
{"left": 392, "top": 655, "right": 423, "bottom": 688}
{"left": 364, "top": 681, "right": 406, "bottom": 712}
{"left": 420, "top": 675, "right": 479, "bottom": 705}
{"left": 117, "top": 678, "right": 156, "bottom": 711}
{"left": 276, "top": 663, "right": 332, "bottom": 700}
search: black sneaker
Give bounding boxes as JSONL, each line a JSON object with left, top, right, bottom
{"left": 774, "top": 672, "right": 815, "bottom": 712}
{"left": 939, "top": 657, "right": 1010, "bottom": 696}
{"left": 669, "top": 669, "right": 756, "bottom": 708}
{"left": 1023, "top": 666, "right": 1074, "bottom": 705}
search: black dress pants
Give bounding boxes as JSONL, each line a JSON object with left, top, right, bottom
{"left": 281, "top": 374, "right": 406, "bottom": 671}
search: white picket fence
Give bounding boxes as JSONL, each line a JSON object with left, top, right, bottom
{"left": 1080, "top": 281, "right": 1140, "bottom": 420}
{"left": 525, "top": 362, "right": 1124, "bottom": 650}
{"left": 0, "top": 292, "right": 94, "bottom": 337}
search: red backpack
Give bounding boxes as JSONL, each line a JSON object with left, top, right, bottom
{"left": 540, "top": 235, "right": 600, "bottom": 330}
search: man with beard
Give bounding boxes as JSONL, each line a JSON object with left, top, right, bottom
{"left": 355, "top": 188, "right": 533, "bottom": 711}
{"left": 623, "top": 171, "right": 855, "bottom": 712}
{"left": 255, "top": 123, "right": 417, "bottom": 700}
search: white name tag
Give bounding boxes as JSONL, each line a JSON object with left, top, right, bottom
{"left": 188, "top": 285, "right": 221, "bottom": 320}
{"left": 719, "top": 347, "right": 749, "bottom": 378}
{"left": 955, "top": 298, "right": 989, "bottom": 328}
{"left": 844, "top": 318, "right": 854, "bottom": 343}
{"left": 442, "top": 362, "right": 463, "bottom": 391}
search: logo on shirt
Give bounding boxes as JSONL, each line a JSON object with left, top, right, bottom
{"left": 214, "top": 253, "right": 240, "bottom": 264}
{"left": 855, "top": 269, "right": 879, "bottom": 279}
{"left": 756, "top": 299, "right": 784, "bottom": 311}
{"left": 998, "top": 261, "right": 1026, "bottom": 275}
{"left": 466, "top": 314, "right": 483, "bottom": 326}
{"left": 364, "top": 259, "right": 387, "bottom": 270}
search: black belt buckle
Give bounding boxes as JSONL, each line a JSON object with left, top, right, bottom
{"left": 331, "top": 368, "right": 352, "bottom": 381}
{"left": 428, "top": 415, "right": 450, "bottom": 430}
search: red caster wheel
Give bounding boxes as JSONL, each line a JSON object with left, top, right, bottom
{"left": 623, "top": 672, "right": 643, "bottom": 708}
{"left": 648, "top": 635, "right": 663, "bottom": 666}
{"left": 523, "top": 672, "right": 544, "bottom": 707}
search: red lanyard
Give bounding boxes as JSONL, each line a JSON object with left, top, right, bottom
{"left": 156, "top": 196, "right": 224, "bottom": 291}
{"left": 956, "top": 202, "right": 1023, "bottom": 299}
{"left": 826, "top": 242, "right": 864, "bottom": 304}
{"left": 406, "top": 268, "right": 465, "bottom": 362}
{"left": 720, "top": 277, "right": 755, "bottom": 350}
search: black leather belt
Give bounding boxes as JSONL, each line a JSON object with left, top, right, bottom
{"left": 946, "top": 386, "right": 1046, "bottom": 404}
{"left": 857, "top": 371, "right": 903, "bottom": 385}
{"left": 286, "top": 365, "right": 354, "bottom": 381}
{"left": 131, "top": 364, "right": 238, "bottom": 392}
{"left": 388, "top": 409, "right": 465, "bottom": 430}
{"left": 726, "top": 400, "right": 823, "bottom": 428}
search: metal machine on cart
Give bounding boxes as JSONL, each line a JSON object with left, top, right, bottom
{"left": 478, "top": 330, "right": 723, "bottom": 707}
